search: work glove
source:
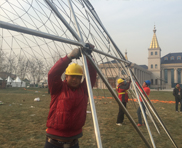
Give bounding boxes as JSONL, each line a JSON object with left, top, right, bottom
{"left": 85, "top": 43, "right": 95, "bottom": 55}
{"left": 67, "top": 48, "right": 81, "bottom": 60}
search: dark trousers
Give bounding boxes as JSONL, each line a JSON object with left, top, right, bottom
{"left": 175, "top": 98, "right": 182, "bottom": 111}
{"left": 117, "top": 102, "right": 126, "bottom": 123}
{"left": 44, "top": 139, "right": 79, "bottom": 148}
{"left": 137, "top": 102, "right": 146, "bottom": 124}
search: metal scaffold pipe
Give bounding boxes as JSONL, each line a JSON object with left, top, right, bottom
{"left": 130, "top": 70, "right": 178, "bottom": 148}
{"left": 84, "top": 51, "right": 152, "bottom": 148}
{"left": 128, "top": 69, "right": 156, "bottom": 148}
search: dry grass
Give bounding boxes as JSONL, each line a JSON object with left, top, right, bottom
{"left": 0, "top": 88, "right": 182, "bottom": 148}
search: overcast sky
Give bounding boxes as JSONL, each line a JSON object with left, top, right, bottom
{"left": 90, "top": 0, "right": 182, "bottom": 65}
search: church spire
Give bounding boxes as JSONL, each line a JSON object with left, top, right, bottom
{"left": 149, "top": 25, "right": 160, "bottom": 48}
{"left": 125, "top": 49, "right": 128, "bottom": 60}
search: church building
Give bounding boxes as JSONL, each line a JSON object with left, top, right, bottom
{"left": 148, "top": 26, "right": 182, "bottom": 89}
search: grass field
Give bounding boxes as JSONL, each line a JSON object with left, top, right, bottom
{"left": 0, "top": 88, "right": 182, "bottom": 148}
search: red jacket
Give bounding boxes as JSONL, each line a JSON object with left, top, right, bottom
{"left": 136, "top": 82, "right": 150, "bottom": 102}
{"left": 116, "top": 82, "right": 131, "bottom": 103}
{"left": 46, "top": 56, "right": 96, "bottom": 137}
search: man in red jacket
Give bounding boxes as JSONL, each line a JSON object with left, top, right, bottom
{"left": 136, "top": 80, "right": 151, "bottom": 127}
{"left": 116, "top": 78, "right": 131, "bottom": 126}
{"left": 44, "top": 44, "right": 96, "bottom": 148}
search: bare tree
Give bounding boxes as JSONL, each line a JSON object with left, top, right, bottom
{"left": 36, "top": 59, "right": 45, "bottom": 84}
{"left": 0, "top": 50, "right": 6, "bottom": 72}
{"left": 16, "top": 56, "right": 29, "bottom": 80}
{"left": 45, "top": 50, "right": 64, "bottom": 75}
{"left": 27, "top": 58, "right": 45, "bottom": 87}
{"left": 3, "top": 54, "right": 17, "bottom": 75}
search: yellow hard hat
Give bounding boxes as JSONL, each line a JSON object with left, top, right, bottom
{"left": 65, "top": 63, "right": 83, "bottom": 76}
{"left": 117, "top": 78, "right": 124, "bottom": 84}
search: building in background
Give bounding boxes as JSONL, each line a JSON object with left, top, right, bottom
{"left": 161, "top": 53, "right": 182, "bottom": 88}
{"left": 148, "top": 26, "right": 163, "bottom": 89}
{"left": 148, "top": 26, "right": 182, "bottom": 89}
{"left": 95, "top": 51, "right": 151, "bottom": 89}
{"left": 95, "top": 26, "right": 182, "bottom": 89}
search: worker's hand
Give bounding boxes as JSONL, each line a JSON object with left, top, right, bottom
{"left": 67, "top": 48, "right": 81, "bottom": 60}
{"left": 85, "top": 43, "right": 95, "bottom": 55}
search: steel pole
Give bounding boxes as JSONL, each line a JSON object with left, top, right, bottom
{"left": 67, "top": 1, "right": 102, "bottom": 147}
{"left": 83, "top": 0, "right": 125, "bottom": 59}
{"left": 128, "top": 69, "right": 156, "bottom": 148}
{"left": 84, "top": 51, "right": 152, "bottom": 148}
{"left": 135, "top": 83, "right": 160, "bottom": 134}
{"left": 45, "top": 0, "right": 81, "bottom": 41}
{"left": 81, "top": 51, "right": 103, "bottom": 148}
{"left": 0, "top": 21, "right": 82, "bottom": 46}
{"left": 130, "top": 70, "right": 178, "bottom": 148}
{"left": 84, "top": 48, "right": 131, "bottom": 64}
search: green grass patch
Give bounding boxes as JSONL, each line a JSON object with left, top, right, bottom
{"left": 0, "top": 88, "right": 182, "bottom": 148}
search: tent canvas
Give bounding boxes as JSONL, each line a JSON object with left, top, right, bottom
{"left": 6, "top": 76, "right": 26, "bottom": 87}
{"left": 7, "top": 76, "right": 13, "bottom": 82}
{"left": 14, "top": 77, "right": 21, "bottom": 82}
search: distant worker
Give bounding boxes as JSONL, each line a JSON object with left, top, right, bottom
{"left": 136, "top": 80, "right": 151, "bottom": 127}
{"left": 44, "top": 43, "right": 96, "bottom": 148}
{"left": 173, "top": 83, "right": 182, "bottom": 112}
{"left": 116, "top": 78, "right": 131, "bottom": 126}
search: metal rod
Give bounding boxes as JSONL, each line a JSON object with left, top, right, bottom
{"left": 85, "top": 48, "right": 131, "bottom": 64}
{"left": 83, "top": 0, "right": 125, "bottom": 59}
{"left": 127, "top": 89, "right": 137, "bottom": 109}
{"left": 135, "top": 83, "right": 160, "bottom": 134}
{"left": 84, "top": 2, "right": 130, "bottom": 77}
{"left": 0, "top": 21, "right": 82, "bottom": 46}
{"left": 84, "top": 0, "right": 131, "bottom": 78}
{"left": 84, "top": 52, "right": 151, "bottom": 148}
{"left": 130, "top": 70, "right": 178, "bottom": 148}
{"left": 81, "top": 50, "right": 103, "bottom": 148}
{"left": 84, "top": 2, "right": 176, "bottom": 147}
{"left": 85, "top": 1, "right": 177, "bottom": 145}
{"left": 67, "top": 1, "right": 102, "bottom": 147}
{"left": 45, "top": 0, "right": 81, "bottom": 42}
{"left": 68, "top": 0, "right": 84, "bottom": 42}
{"left": 128, "top": 69, "right": 156, "bottom": 148}
{"left": 0, "top": 22, "right": 131, "bottom": 67}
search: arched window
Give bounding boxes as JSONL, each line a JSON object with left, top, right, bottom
{"left": 151, "top": 52, "right": 153, "bottom": 55}
{"left": 164, "top": 57, "right": 168, "bottom": 60}
{"left": 171, "top": 56, "right": 174, "bottom": 60}
{"left": 155, "top": 64, "right": 157, "bottom": 69}
{"left": 155, "top": 51, "right": 157, "bottom": 55}
{"left": 151, "top": 64, "right": 153, "bottom": 69}
{"left": 177, "top": 56, "right": 181, "bottom": 60}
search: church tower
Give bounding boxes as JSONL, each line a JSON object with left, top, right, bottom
{"left": 148, "top": 26, "right": 161, "bottom": 87}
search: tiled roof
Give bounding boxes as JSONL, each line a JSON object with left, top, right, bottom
{"left": 161, "top": 52, "right": 182, "bottom": 64}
